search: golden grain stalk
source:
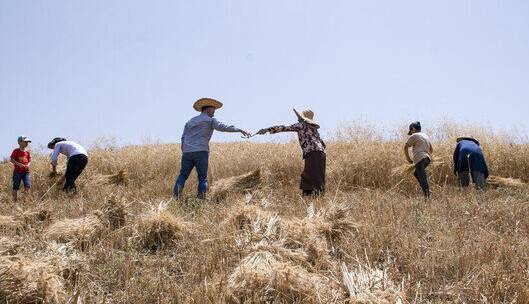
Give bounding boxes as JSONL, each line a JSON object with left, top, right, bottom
{"left": 0, "top": 237, "right": 22, "bottom": 256}
{"left": 97, "top": 169, "right": 129, "bottom": 186}
{"left": 226, "top": 250, "right": 345, "bottom": 303}
{"left": 341, "top": 262, "right": 406, "bottom": 304}
{"left": 44, "top": 197, "right": 126, "bottom": 250}
{"left": 487, "top": 175, "right": 528, "bottom": 189}
{"left": 0, "top": 216, "right": 25, "bottom": 235}
{"left": 135, "top": 211, "right": 194, "bottom": 252}
{"left": 0, "top": 256, "right": 66, "bottom": 304}
{"left": 390, "top": 158, "right": 444, "bottom": 177}
{"left": 210, "top": 169, "right": 261, "bottom": 201}
{"left": 44, "top": 212, "right": 106, "bottom": 250}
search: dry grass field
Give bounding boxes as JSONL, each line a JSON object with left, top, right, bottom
{"left": 0, "top": 125, "right": 528, "bottom": 303}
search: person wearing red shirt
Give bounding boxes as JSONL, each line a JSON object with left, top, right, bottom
{"left": 10, "top": 136, "right": 32, "bottom": 202}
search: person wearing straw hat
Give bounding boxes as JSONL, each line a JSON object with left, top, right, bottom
{"left": 404, "top": 121, "right": 433, "bottom": 198}
{"left": 173, "top": 98, "right": 250, "bottom": 199}
{"left": 453, "top": 137, "right": 489, "bottom": 190}
{"left": 48, "top": 138, "right": 89, "bottom": 193}
{"left": 256, "top": 108, "right": 326, "bottom": 197}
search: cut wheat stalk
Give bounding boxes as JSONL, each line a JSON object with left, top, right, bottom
{"left": 391, "top": 158, "right": 444, "bottom": 177}
{"left": 0, "top": 255, "right": 67, "bottom": 304}
{"left": 341, "top": 261, "right": 406, "bottom": 304}
{"left": 210, "top": 169, "right": 262, "bottom": 201}
{"left": 487, "top": 175, "right": 528, "bottom": 189}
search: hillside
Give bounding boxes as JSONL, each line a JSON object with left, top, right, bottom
{"left": 0, "top": 130, "right": 528, "bottom": 303}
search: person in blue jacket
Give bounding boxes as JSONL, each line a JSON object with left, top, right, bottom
{"left": 453, "top": 137, "right": 489, "bottom": 190}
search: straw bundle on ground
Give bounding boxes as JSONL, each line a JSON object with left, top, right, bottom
{"left": 390, "top": 158, "right": 444, "bottom": 177}
{"left": 107, "top": 169, "right": 129, "bottom": 185}
{"left": 0, "top": 256, "right": 66, "bottom": 304}
{"left": 94, "top": 169, "right": 129, "bottom": 186}
{"left": 101, "top": 196, "right": 127, "bottom": 229}
{"left": 18, "top": 209, "right": 51, "bottom": 225}
{"left": 279, "top": 204, "right": 357, "bottom": 270}
{"left": 43, "top": 242, "right": 85, "bottom": 286}
{"left": 487, "top": 175, "right": 528, "bottom": 189}
{"left": 313, "top": 203, "right": 358, "bottom": 242}
{"left": 341, "top": 262, "right": 406, "bottom": 304}
{"left": 225, "top": 204, "right": 275, "bottom": 232}
{"left": 44, "top": 212, "right": 106, "bottom": 250}
{"left": 0, "top": 237, "right": 22, "bottom": 256}
{"left": 226, "top": 250, "right": 344, "bottom": 303}
{"left": 210, "top": 169, "right": 261, "bottom": 201}
{"left": 135, "top": 211, "right": 193, "bottom": 252}
{"left": 0, "top": 216, "right": 25, "bottom": 234}
{"left": 280, "top": 218, "right": 333, "bottom": 270}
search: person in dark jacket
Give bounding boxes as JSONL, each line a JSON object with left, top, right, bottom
{"left": 453, "top": 137, "right": 489, "bottom": 190}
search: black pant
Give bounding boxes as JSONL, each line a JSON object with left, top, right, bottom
{"left": 413, "top": 158, "right": 431, "bottom": 198}
{"left": 64, "top": 154, "right": 88, "bottom": 192}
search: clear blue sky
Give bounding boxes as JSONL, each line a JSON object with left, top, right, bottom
{"left": 1, "top": 1, "right": 528, "bottom": 157}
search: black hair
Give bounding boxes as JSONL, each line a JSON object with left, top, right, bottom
{"left": 201, "top": 106, "right": 214, "bottom": 112}
{"left": 47, "top": 137, "right": 67, "bottom": 149}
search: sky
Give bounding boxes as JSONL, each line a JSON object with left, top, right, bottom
{"left": 1, "top": 1, "right": 529, "bottom": 157}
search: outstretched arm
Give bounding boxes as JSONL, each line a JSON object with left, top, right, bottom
{"left": 212, "top": 118, "right": 250, "bottom": 137}
{"left": 257, "top": 123, "right": 302, "bottom": 135}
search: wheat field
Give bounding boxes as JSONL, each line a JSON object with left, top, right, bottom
{"left": 0, "top": 125, "right": 528, "bottom": 303}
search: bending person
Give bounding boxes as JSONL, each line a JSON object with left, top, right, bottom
{"left": 404, "top": 121, "right": 433, "bottom": 199}
{"left": 257, "top": 109, "right": 326, "bottom": 197}
{"left": 173, "top": 98, "right": 250, "bottom": 199}
{"left": 48, "top": 138, "right": 89, "bottom": 192}
{"left": 453, "top": 137, "right": 488, "bottom": 190}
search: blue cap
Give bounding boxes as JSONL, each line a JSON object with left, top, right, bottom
{"left": 17, "top": 136, "right": 31, "bottom": 143}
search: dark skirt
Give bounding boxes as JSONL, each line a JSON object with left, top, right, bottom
{"left": 300, "top": 150, "right": 326, "bottom": 192}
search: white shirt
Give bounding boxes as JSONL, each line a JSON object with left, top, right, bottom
{"left": 406, "top": 132, "right": 433, "bottom": 164}
{"left": 50, "top": 141, "right": 88, "bottom": 166}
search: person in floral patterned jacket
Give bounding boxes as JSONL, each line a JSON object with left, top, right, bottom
{"left": 256, "top": 109, "right": 326, "bottom": 197}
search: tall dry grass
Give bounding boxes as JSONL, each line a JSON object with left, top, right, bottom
{"left": 0, "top": 123, "right": 528, "bottom": 303}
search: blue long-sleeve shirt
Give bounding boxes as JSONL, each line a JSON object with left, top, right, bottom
{"left": 181, "top": 113, "right": 241, "bottom": 153}
{"left": 453, "top": 140, "right": 489, "bottom": 177}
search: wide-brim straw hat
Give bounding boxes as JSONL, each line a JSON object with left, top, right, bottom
{"left": 193, "top": 98, "right": 223, "bottom": 112}
{"left": 293, "top": 108, "right": 319, "bottom": 127}
{"left": 457, "top": 136, "right": 480, "bottom": 146}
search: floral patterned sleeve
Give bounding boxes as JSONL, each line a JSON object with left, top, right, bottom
{"left": 267, "top": 123, "right": 303, "bottom": 134}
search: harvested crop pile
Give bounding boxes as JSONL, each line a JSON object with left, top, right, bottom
{"left": 43, "top": 197, "right": 126, "bottom": 249}
{"left": 0, "top": 256, "right": 66, "bottom": 304}
{"left": 280, "top": 204, "right": 357, "bottom": 269}
{"left": 44, "top": 212, "right": 106, "bottom": 250}
{"left": 107, "top": 169, "right": 129, "bottom": 185}
{"left": 94, "top": 169, "right": 129, "bottom": 186}
{"left": 224, "top": 203, "right": 275, "bottom": 231}
{"left": 341, "top": 262, "right": 406, "bottom": 304}
{"left": 487, "top": 175, "right": 528, "bottom": 189}
{"left": 0, "top": 237, "right": 22, "bottom": 256}
{"left": 210, "top": 169, "right": 261, "bottom": 201}
{"left": 0, "top": 216, "right": 24, "bottom": 234}
{"left": 226, "top": 250, "right": 344, "bottom": 303}
{"left": 19, "top": 209, "right": 51, "bottom": 225}
{"left": 135, "top": 211, "right": 193, "bottom": 252}
{"left": 280, "top": 217, "right": 332, "bottom": 270}
{"left": 101, "top": 196, "right": 126, "bottom": 229}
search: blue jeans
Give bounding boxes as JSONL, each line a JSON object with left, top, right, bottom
{"left": 173, "top": 151, "right": 209, "bottom": 198}
{"left": 13, "top": 172, "right": 31, "bottom": 190}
